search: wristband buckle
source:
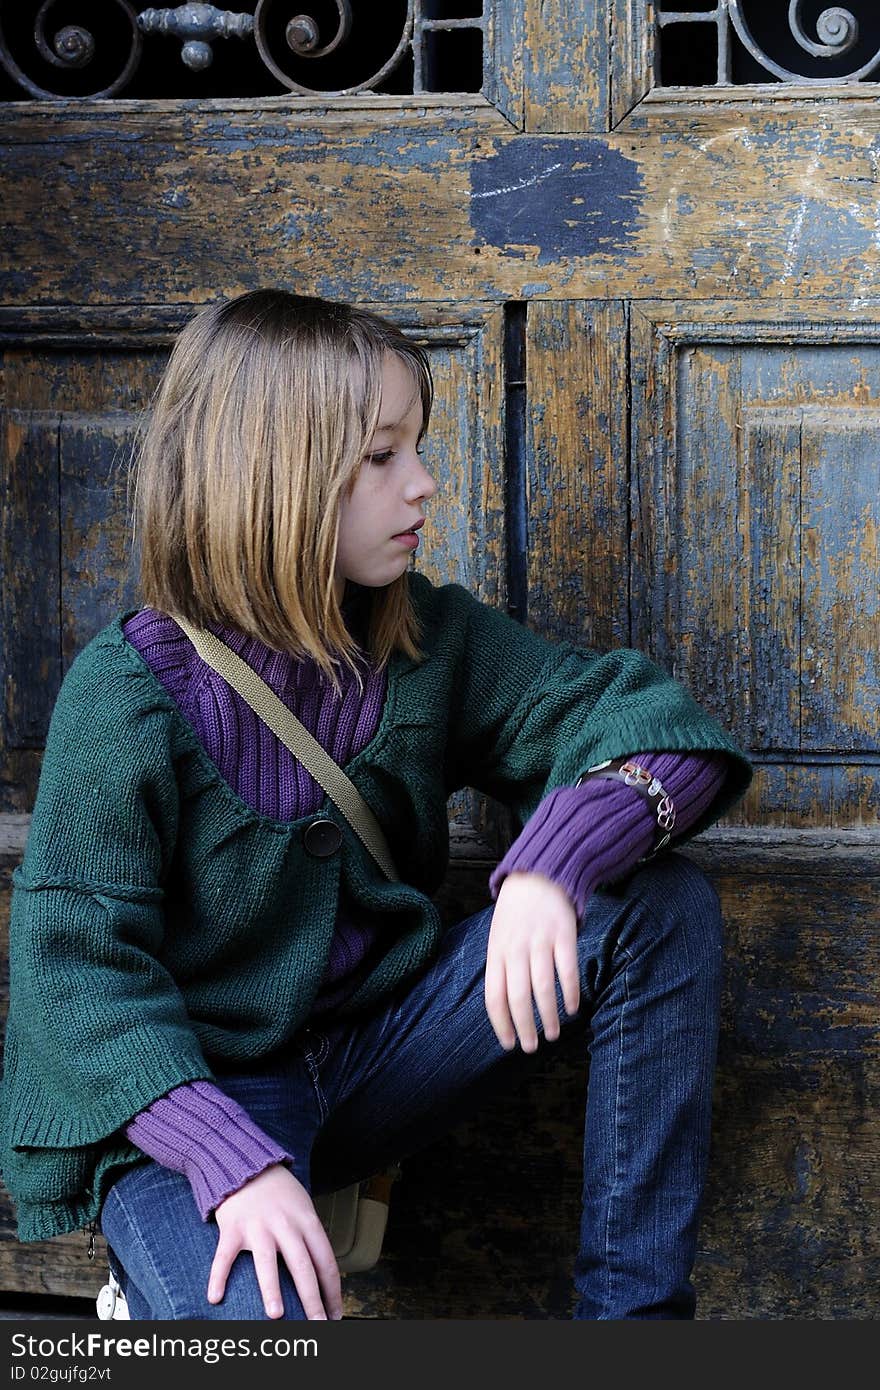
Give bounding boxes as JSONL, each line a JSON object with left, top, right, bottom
{"left": 576, "top": 757, "right": 677, "bottom": 860}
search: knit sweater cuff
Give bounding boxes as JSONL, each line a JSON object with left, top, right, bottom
{"left": 488, "top": 751, "right": 728, "bottom": 919}
{"left": 125, "top": 1080, "right": 294, "bottom": 1221}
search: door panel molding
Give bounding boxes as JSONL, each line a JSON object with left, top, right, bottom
{"left": 630, "top": 302, "right": 880, "bottom": 829}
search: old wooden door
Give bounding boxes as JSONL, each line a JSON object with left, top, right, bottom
{"left": 1, "top": 2, "right": 878, "bottom": 1317}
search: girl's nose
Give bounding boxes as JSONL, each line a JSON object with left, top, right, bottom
{"left": 407, "top": 456, "right": 437, "bottom": 501}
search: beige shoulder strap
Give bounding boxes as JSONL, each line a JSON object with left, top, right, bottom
{"left": 173, "top": 616, "right": 399, "bottom": 882}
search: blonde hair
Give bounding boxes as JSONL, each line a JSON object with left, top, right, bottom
{"left": 131, "top": 290, "right": 433, "bottom": 689}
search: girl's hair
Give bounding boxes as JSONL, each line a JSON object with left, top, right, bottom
{"left": 131, "top": 289, "right": 433, "bottom": 688}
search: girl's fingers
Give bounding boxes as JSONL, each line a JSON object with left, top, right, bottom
{"left": 301, "top": 1221, "right": 344, "bottom": 1320}
{"left": 251, "top": 1240, "right": 287, "bottom": 1319}
{"left": 208, "top": 1226, "right": 338, "bottom": 1320}
{"left": 208, "top": 1172, "right": 341, "bottom": 1320}
{"left": 274, "top": 1239, "right": 328, "bottom": 1321}
{"left": 207, "top": 1232, "right": 239, "bottom": 1305}
{"left": 484, "top": 950, "right": 516, "bottom": 1050}
{"left": 529, "top": 950, "right": 560, "bottom": 1041}
{"left": 505, "top": 951, "right": 538, "bottom": 1053}
{"left": 554, "top": 931, "right": 581, "bottom": 1018}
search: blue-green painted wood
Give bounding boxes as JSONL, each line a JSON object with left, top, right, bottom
{"left": 59, "top": 413, "right": 141, "bottom": 669}
{"left": 0, "top": 411, "right": 60, "bottom": 751}
{"left": 631, "top": 317, "right": 880, "bottom": 825}
{"left": 524, "top": 0, "right": 609, "bottom": 133}
{"left": 484, "top": 0, "right": 525, "bottom": 129}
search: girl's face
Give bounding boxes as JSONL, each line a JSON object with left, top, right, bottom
{"left": 335, "top": 352, "right": 437, "bottom": 600}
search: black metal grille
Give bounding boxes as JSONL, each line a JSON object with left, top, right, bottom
{"left": 657, "top": 1, "right": 880, "bottom": 86}
{"left": 0, "top": 1, "right": 485, "bottom": 101}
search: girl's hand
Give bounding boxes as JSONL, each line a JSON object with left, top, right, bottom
{"left": 209, "top": 1163, "right": 342, "bottom": 1320}
{"left": 484, "top": 871, "right": 581, "bottom": 1053}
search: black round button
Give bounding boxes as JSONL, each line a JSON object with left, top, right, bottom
{"left": 303, "top": 818, "right": 342, "bottom": 858}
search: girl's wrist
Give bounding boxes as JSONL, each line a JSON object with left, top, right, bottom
{"left": 125, "top": 1080, "right": 296, "bottom": 1221}
{"left": 489, "top": 752, "right": 728, "bottom": 918}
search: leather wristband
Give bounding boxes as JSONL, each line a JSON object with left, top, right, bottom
{"left": 576, "top": 757, "right": 677, "bottom": 860}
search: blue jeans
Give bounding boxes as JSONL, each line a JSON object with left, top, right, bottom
{"left": 100, "top": 852, "right": 722, "bottom": 1320}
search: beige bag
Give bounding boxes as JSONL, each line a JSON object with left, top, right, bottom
{"left": 313, "top": 1166, "right": 401, "bottom": 1274}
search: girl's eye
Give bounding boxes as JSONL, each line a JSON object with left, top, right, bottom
{"left": 367, "top": 449, "right": 395, "bottom": 465}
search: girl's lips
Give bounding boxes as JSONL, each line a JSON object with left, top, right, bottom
{"left": 392, "top": 531, "right": 420, "bottom": 549}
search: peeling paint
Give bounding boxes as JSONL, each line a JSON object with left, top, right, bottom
{"left": 470, "top": 140, "right": 643, "bottom": 263}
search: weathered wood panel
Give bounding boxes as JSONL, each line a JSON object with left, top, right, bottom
{"left": 7, "top": 110, "right": 880, "bottom": 305}
{"left": 524, "top": 301, "right": 629, "bottom": 651}
{"left": 693, "top": 838, "right": 880, "bottom": 1321}
{"left": 2, "top": 822, "right": 877, "bottom": 1316}
{"left": 0, "top": 411, "right": 60, "bottom": 751}
{"left": 523, "top": 0, "right": 607, "bottom": 134}
{"left": 631, "top": 307, "right": 880, "bottom": 829}
{"left": 60, "top": 413, "right": 141, "bottom": 667}
{"left": 0, "top": 346, "right": 166, "bottom": 809}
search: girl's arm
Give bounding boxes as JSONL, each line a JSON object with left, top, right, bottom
{"left": 5, "top": 634, "right": 341, "bottom": 1318}
{"left": 125, "top": 1081, "right": 295, "bottom": 1220}
{"left": 488, "top": 750, "right": 727, "bottom": 916}
{"left": 434, "top": 575, "right": 752, "bottom": 830}
{"left": 484, "top": 750, "right": 727, "bottom": 1053}
{"left": 126, "top": 1086, "right": 341, "bottom": 1320}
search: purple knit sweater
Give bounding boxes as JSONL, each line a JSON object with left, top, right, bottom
{"left": 122, "top": 597, "right": 728, "bottom": 1218}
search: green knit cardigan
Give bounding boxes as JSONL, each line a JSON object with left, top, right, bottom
{"left": 0, "top": 573, "right": 751, "bottom": 1241}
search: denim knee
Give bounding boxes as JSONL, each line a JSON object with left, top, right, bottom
{"left": 626, "top": 852, "right": 723, "bottom": 978}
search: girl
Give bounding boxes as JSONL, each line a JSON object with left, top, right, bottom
{"left": 0, "top": 290, "right": 751, "bottom": 1321}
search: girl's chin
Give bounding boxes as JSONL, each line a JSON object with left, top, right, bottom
{"left": 337, "top": 561, "right": 410, "bottom": 594}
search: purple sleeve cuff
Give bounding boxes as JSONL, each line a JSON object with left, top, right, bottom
{"left": 489, "top": 751, "right": 729, "bottom": 919}
{"left": 125, "top": 1080, "right": 295, "bottom": 1221}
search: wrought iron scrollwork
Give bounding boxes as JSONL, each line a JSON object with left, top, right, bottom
{"left": 253, "top": 1, "right": 411, "bottom": 95}
{"left": 283, "top": 2, "right": 351, "bottom": 60}
{"left": 789, "top": 3, "right": 859, "bottom": 59}
{"left": 728, "top": 0, "right": 879, "bottom": 82}
{"left": 0, "top": 1, "right": 477, "bottom": 99}
{"left": 34, "top": 10, "right": 96, "bottom": 70}
{"left": 0, "top": 0, "right": 144, "bottom": 98}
